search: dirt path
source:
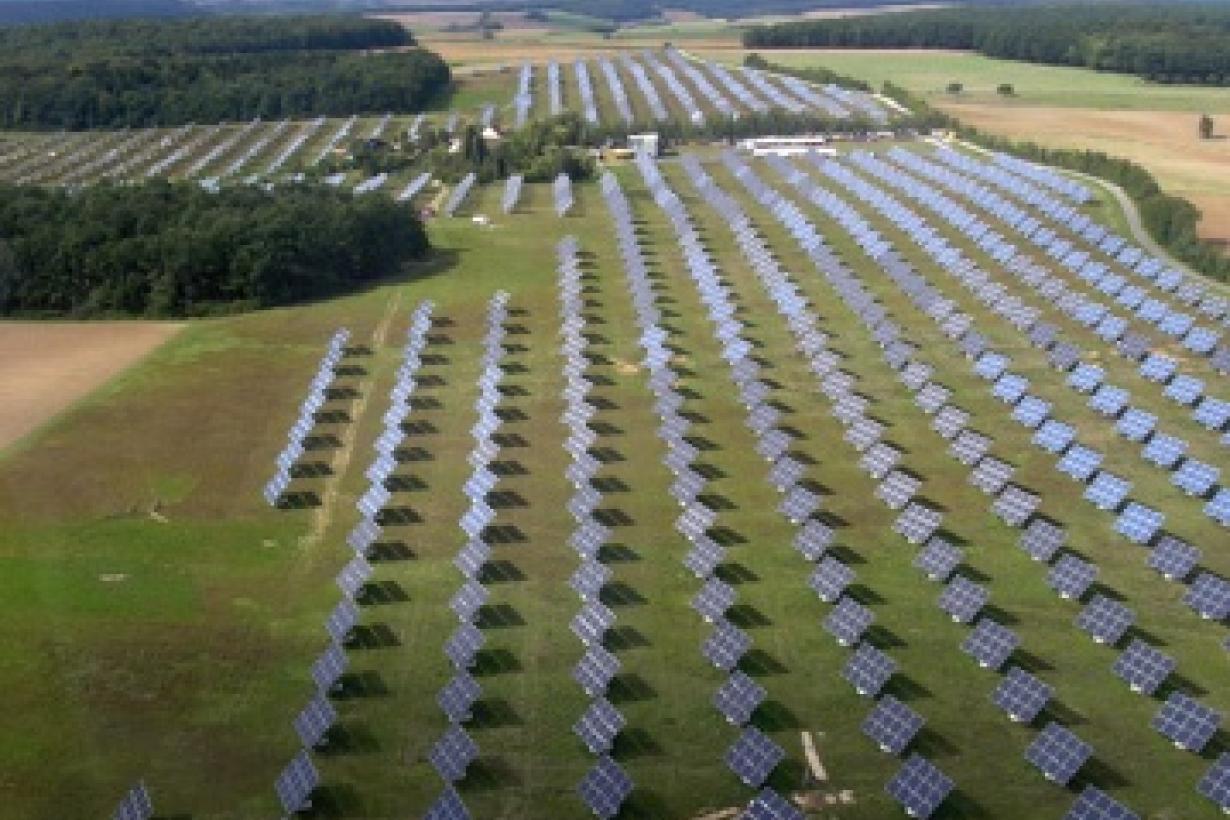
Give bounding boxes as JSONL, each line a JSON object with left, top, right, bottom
{"left": 302, "top": 293, "right": 403, "bottom": 548}
{"left": 0, "top": 321, "right": 183, "bottom": 454}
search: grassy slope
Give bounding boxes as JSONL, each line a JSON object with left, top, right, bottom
{"left": 0, "top": 151, "right": 1225, "bottom": 818}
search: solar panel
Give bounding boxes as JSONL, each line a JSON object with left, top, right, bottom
{"left": 1073, "top": 594, "right": 1134, "bottom": 646}
{"left": 938, "top": 575, "right": 987, "bottom": 624}
{"left": 915, "top": 383, "right": 950, "bottom": 414}
{"left": 1067, "top": 364, "right": 1105, "bottom": 394}
{"left": 725, "top": 727, "right": 784, "bottom": 788}
{"left": 1048, "top": 554, "right": 1098, "bottom": 600}
{"left": 1172, "top": 458, "right": 1219, "bottom": 497}
{"left": 1147, "top": 535, "right": 1200, "bottom": 581}
{"left": 1018, "top": 519, "right": 1066, "bottom": 563}
{"left": 578, "top": 756, "right": 633, "bottom": 820}
{"left": 860, "top": 442, "right": 903, "bottom": 480}
{"left": 742, "top": 788, "right": 805, "bottom": 820}
{"left": 894, "top": 502, "right": 943, "bottom": 545}
{"left": 824, "top": 596, "right": 874, "bottom": 646}
{"left": 793, "top": 519, "right": 835, "bottom": 562}
{"left": 713, "top": 670, "right": 767, "bottom": 725}
{"left": 1152, "top": 693, "right": 1221, "bottom": 753}
{"left": 961, "top": 617, "right": 1019, "bottom": 670}
{"left": 1208, "top": 489, "right": 1230, "bottom": 526}
{"left": 1164, "top": 374, "right": 1204, "bottom": 406}
{"left": 950, "top": 430, "right": 992, "bottom": 466}
{"left": 438, "top": 672, "right": 481, "bottom": 724}
{"left": 885, "top": 754, "right": 953, "bottom": 820}
{"left": 843, "top": 642, "right": 896, "bottom": 697}
{"left": 573, "top": 697, "right": 625, "bottom": 755}
{"left": 1087, "top": 472, "right": 1131, "bottom": 508}
{"left": 1114, "top": 503, "right": 1164, "bottom": 545}
{"left": 571, "top": 601, "right": 616, "bottom": 646}
{"left": 1033, "top": 420, "right": 1076, "bottom": 454}
{"left": 992, "top": 373, "right": 1030, "bottom": 405}
{"left": 1088, "top": 385, "right": 1129, "bottom": 417}
{"left": 862, "top": 695, "right": 924, "bottom": 755}
{"left": 573, "top": 645, "right": 620, "bottom": 696}
{"left": 430, "top": 725, "right": 478, "bottom": 782}
{"left": 1198, "top": 753, "right": 1230, "bottom": 812}
{"left": 877, "top": 470, "right": 921, "bottom": 510}
{"left": 1056, "top": 445, "right": 1104, "bottom": 482}
{"left": 294, "top": 693, "right": 338, "bottom": 748}
{"left": 325, "top": 597, "right": 360, "bottom": 643}
{"left": 913, "top": 537, "right": 963, "bottom": 582}
{"left": 570, "top": 560, "right": 612, "bottom": 602}
{"left": 993, "top": 485, "right": 1041, "bottom": 528}
{"left": 311, "top": 642, "right": 348, "bottom": 692}
{"left": 1139, "top": 353, "right": 1178, "bottom": 383}
{"left": 1012, "top": 395, "right": 1051, "bottom": 429}
{"left": 274, "top": 749, "right": 319, "bottom": 814}
{"left": 1064, "top": 786, "right": 1139, "bottom": 820}
{"left": 992, "top": 666, "right": 1052, "bottom": 723}
{"left": 1112, "top": 639, "right": 1175, "bottom": 695}
{"left": 704, "top": 619, "right": 752, "bottom": 671}
{"left": 1185, "top": 573, "right": 1230, "bottom": 620}
{"left": 692, "top": 577, "right": 737, "bottom": 623}
{"left": 969, "top": 457, "right": 1014, "bottom": 495}
{"left": 112, "top": 781, "right": 153, "bottom": 820}
{"left": 809, "top": 556, "right": 856, "bottom": 603}
{"left": 931, "top": 405, "right": 969, "bottom": 440}
{"left": 1025, "top": 722, "right": 1091, "bottom": 785}
{"left": 1193, "top": 397, "right": 1230, "bottom": 431}
{"left": 1048, "top": 343, "right": 1081, "bottom": 372}
{"left": 424, "top": 786, "right": 471, "bottom": 820}
{"left": 445, "top": 623, "right": 485, "bottom": 669}
{"left": 1114, "top": 408, "right": 1157, "bottom": 443}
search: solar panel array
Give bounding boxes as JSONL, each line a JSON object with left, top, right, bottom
{"left": 442, "top": 172, "right": 477, "bottom": 218}
{"left": 263, "top": 328, "right": 350, "bottom": 505}
{"left": 111, "top": 781, "right": 153, "bottom": 820}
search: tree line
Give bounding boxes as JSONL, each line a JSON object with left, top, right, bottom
{"left": 0, "top": 15, "right": 451, "bottom": 129}
{"left": 0, "top": 183, "right": 430, "bottom": 317}
{"left": 744, "top": 3, "right": 1230, "bottom": 85}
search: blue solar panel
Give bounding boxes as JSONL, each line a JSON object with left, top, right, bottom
{"left": 1139, "top": 354, "right": 1178, "bottom": 383}
{"left": 1185, "top": 573, "right": 1230, "bottom": 620}
{"left": 1064, "top": 786, "right": 1139, "bottom": 820}
{"left": 1012, "top": 396, "right": 1051, "bottom": 429}
{"left": 991, "top": 666, "right": 1052, "bottom": 723}
{"left": 1025, "top": 723, "right": 1091, "bottom": 786}
{"left": 1193, "top": 397, "right": 1230, "bottom": 431}
{"left": 885, "top": 754, "right": 953, "bottom": 819}
{"left": 1114, "top": 503, "right": 1164, "bottom": 545}
{"left": 1164, "top": 375, "right": 1204, "bottom": 406}
{"left": 1067, "top": 364, "right": 1105, "bottom": 394}
{"left": 1088, "top": 385, "right": 1129, "bottom": 417}
{"left": 1206, "top": 489, "right": 1230, "bottom": 526}
{"left": 1198, "top": 753, "right": 1230, "bottom": 812}
{"left": 1152, "top": 693, "right": 1221, "bottom": 753}
{"left": 1172, "top": 459, "right": 1219, "bottom": 496}
{"left": 1113, "top": 639, "right": 1175, "bottom": 694}
{"left": 1083, "top": 471, "right": 1132, "bottom": 511}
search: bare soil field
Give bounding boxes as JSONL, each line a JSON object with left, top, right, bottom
{"left": 0, "top": 321, "right": 183, "bottom": 452}
{"left": 951, "top": 104, "right": 1230, "bottom": 248}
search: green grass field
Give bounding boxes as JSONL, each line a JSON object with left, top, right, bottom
{"left": 716, "top": 48, "right": 1230, "bottom": 113}
{"left": 1, "top": 143, "right": 1227, "bottom": 818}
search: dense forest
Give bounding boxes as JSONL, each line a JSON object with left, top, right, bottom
{"left": 744, "top": 3, "right": 1230, "bottom": 85}
{"left": 0, "top": 183, "right": 430, "bottom": 316}
{"left": 0, "top": 15, "right": 451, "bottom": 129}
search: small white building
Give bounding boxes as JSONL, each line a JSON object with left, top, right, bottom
{"left": 736, "top": 135, "right": 837, "bottom": 157}
{"left": 629, "top": 132, "right": 660, "bottom": 157}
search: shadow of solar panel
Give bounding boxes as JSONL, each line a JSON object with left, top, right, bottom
{"left": 843, "top": 642, "right": 896, "bottom": 697}
{"left": 862, "top": 695, "right": 924, "bottom": 755}
{"left": 1185, "top": 573, "right": 1230, "bottom": 620}
{"left": 573, "top": 698, "right": 625, "bottom": 754}
{"left": 914, "top": 537, "right": 963, "bottom": 582}
{"left": 725, "top": 727, "right": 784, "bottom": 788}
{"left": 825, "top": 596, "right": 874, "bottom": 646}
{"left": 425, "top": 786, "right": 471, "bottom": 820}
{"left": 112, "top": 781, "right": 153, "bottom": 820}
{"left": 275, "top": 749, "right": 319, "bottom": 814}
{"left": 992, "top": 666, "right": 1052, "bottom": 723}
{"left": 885, "top": 754, "right": 953, "bottom": 819}
{"left": 962, "top": 618, "right": 1018, "bottom": 670}
{"left": 1113, "top": 639, "right": 1175, "bottom": 694}
{"left": 430, "top": 725, "right": 478, "bottom": 782}
{"left": 1064, "top": 785, "right": 1139, "bottom": 820}
{"left": 1198, "top": 753, "right": 1230, "bottom": 812}
{"left": 294, "top": 694, "right": 338, "bottom": 748}
{"left": 1048, "top": 555, "right": 1097, "bottom": 600}
{"left": 1026, "top": 722, "right": 1091, "bottom": 785}
{"left": 1152, "top": 693, "right": 1221, "bottom": 753}
{"left": 714, "top": 670, "right": 767, "bottom": 725}
{"left": 939, "top": 575, "right": 988, "bottom": 624}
